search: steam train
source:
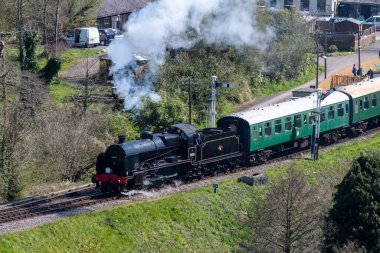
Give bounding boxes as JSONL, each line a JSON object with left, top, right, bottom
{"left": 92, "top": 78, "right": 380, "bottom": 193}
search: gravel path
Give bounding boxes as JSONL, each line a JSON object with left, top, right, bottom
{"left": 0, "top": 130, "right": 378, "bottom": 235}
{"left": 60, "top": 53, "right": 106, "bottom": 87}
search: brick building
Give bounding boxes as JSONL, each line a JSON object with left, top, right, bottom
{"left": 97, "top": 0, "right": 151, "bottom": 30}
{"left": 316, "top": 18, "right": 376, "bottom": 51}
{"left": 265, "top": 0, "right": 340, "bottom": 16}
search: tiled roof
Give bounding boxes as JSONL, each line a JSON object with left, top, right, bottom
{"left": 339, "top": 0, "right": 380, "bottom": 4}
{"left": 97, "top": 0, "right": 151, "bottom": 18}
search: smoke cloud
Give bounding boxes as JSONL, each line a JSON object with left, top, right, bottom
{"left": 108, "top": 0, "right": 272, "bottom": 111}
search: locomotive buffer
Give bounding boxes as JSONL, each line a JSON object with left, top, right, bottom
{"left": 210, "top": 76, "right": 233, "bottom": 128}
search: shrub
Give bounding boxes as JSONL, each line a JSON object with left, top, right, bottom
{"left": 23, "top": 30, "right": 40, "bottom": 71}
{"left": 40, "top": 55, "right": 62, "bottom": 84}
{"left": 328, "top": 44, "right": 338, "bottom": 53}
{"left": 325, "top": 151, "right": 380, "bottom": 252}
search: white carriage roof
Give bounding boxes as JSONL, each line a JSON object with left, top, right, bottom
{"left": 230, "top": 91, "right": 349, "bottom": 125}
{"left": 341, "top": 77, "right": 380, "bottom": 98}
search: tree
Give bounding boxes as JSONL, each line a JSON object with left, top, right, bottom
{"left": 24, "top": 30, "right": 41, "bottom": 71}
{"left": 251, "top": 167, "right": 326, "bottom": 253}
{"left": 139, "top": 93, "right": 187, "bottom": 132}
{"left": 325, "top": 151, "right": 380, "bottom": 253}
{"left": 18, "top": 0, "right": 25, "bottom": 70}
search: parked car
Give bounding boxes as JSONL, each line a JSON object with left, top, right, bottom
{"left": 72, "top": 27, "right": 100, "bottom": 47}
{"left": 364, "top": 16, "right": 380, "bottom": 30}
{"left": 98, "top": 29, "right": 112, "bottom": 45}
{"left": 106, "top": 28, "right": 124, "bottom": 40}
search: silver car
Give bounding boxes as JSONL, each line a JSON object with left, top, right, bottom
{"left": 365, "top": 16, "right": 380, "bottom": 30}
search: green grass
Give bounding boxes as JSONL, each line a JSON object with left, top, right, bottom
{"left": 1, "top": 134, "right": 379, "bottom": 252}
{"left": 327, "top": 51, "right": 356, "bottom": 57}
{"left": 60, "top": 48, "right": 103, "bottom": 72}
{"left": 48, "top": 78, "right": 79, "bottom": 104}
{"left": 257, "top": 66, "right": 322, "bottom": 96}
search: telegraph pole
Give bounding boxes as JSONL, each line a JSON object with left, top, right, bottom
{"left": 210, "top": 76, "right": 217, "bottom": 128}
{"left": 182, "top": 78, "right": 196, "bottom": 125}
{"left": 358, "top": 26, "right": 361, "bottom": 69}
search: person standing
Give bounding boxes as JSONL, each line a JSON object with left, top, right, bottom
{"left": 357, "top": 67, "right": 363, "bottom": 76}
{"left": 352, "top": 64, "right": 357, "bottom": 76}
{"left": 367, "top": 68, "right": 374, "bottom": 79}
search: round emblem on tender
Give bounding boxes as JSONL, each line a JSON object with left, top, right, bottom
{"left": 218, "top": 145, "right": 223, "bottom": 151}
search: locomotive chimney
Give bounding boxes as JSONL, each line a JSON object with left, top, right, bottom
{"left": 118, "top": 135, "right": 126, "bottom": 144}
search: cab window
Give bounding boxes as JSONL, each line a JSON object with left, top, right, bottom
{"left": 265, "top": 122, "right": 272, "bottom": 136}
{"left": 320, "top": 109, "right": 326, "bottom": 122}
{"left": 328, "top": 106, "right": 334, "bottom": 119}
{"left": 364, "top": 97, "right": 369, "bottom": 110}
{"left": 337, "top": 104, "right": 344, "bottom": 117}
{"left": 309, "top": 112, "right": 315, "bottom": 124}
{"left": 294, "top": 114, "right": 301, "bottom": 128}
{"left": 275, "top": 119, "right": 282, "bottom": 134}
{"left": 355, "top": 101, "right": 359, "bottom": 113}
{"left": 285, "top": 117, "right": 292, "bottom": 131}
{"left": 372, "top": 94, "right": 377, "bottom": 107}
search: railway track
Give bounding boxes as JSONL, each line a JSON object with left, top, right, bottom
{"left": 0, "top": 126, "right": 379, "bottom": 225}
{"left": 0, "top": 185, "right": 116, "bottom": 224}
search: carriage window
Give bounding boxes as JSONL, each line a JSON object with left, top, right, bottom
{"left": 337, "top": 104, "right": 344, "bottom": 117}
{"left": 252, "top": 127, "right": 257, "bottom": 140}
{"left": 355, "top": 101, "right": 358, "bottom": 113}
{"left": 372, "top": 95, "right": 377, "bottom": 107}
{"left": 320, "top": 109, "right": 325, "bottom": 122}
{"left": 346, "top": 104, "right": 349, "bottom": 113}
{"left": 294, "top": 114, "right": 301, "bottom": 128}
{"left": 328, "top": 106, "right": 334, "bottom": 119}
{"left": 359, "top": 100, "right": 363, "bottom": 110}
{"left": 364, "top": 97, "right": 369, "bottom": 110}
{"left": 259, "top": 127, "right": 262, "bottom": 137}
{"left": 303, "top": 115, "right": 307, "bottom": 125}
{"left": 275, "top": 119, "right": 282, "bottom": 134}
{"left": 265, "top": 122, "right": 272, "bottom": 136}
{"left": 309, "top": 112, "right": 315, "bottom": 124}
{"left": 285, "top": 117, "right": 292, "bottom": 131}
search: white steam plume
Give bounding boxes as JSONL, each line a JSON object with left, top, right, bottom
{"left": 108, "top": 0, "right": 272, "bottom": 111}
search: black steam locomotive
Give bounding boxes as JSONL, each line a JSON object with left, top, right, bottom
{"left": 92, "top": 124, "right": 241, "bottom": 193}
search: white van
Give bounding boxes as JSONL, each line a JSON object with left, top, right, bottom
{"left": 73, "top": 27, "right": 100, "bottom": 47}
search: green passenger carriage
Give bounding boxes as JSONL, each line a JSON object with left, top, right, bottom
{"left": 218, "top": 78, "right": 380, "bottom": 162}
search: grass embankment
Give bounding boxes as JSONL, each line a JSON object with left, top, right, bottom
{"left": 257, "top": 66, "right": 323, "bottom": 96}
{"left": 1, "top": 134, "right": 379, "bottom": 253}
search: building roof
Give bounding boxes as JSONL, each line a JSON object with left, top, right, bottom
{"left": 97, "top": 0, "right": 151, "bottom": 18}
{"left": 330, "top": 17, "right": 362, "bottom": 25}
{"left": 339, "top": 0, "right": 380, "bottom": 4}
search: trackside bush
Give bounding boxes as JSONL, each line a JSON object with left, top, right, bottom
{"left": 40, "top": 55, "right": 62, "bottom": 84}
